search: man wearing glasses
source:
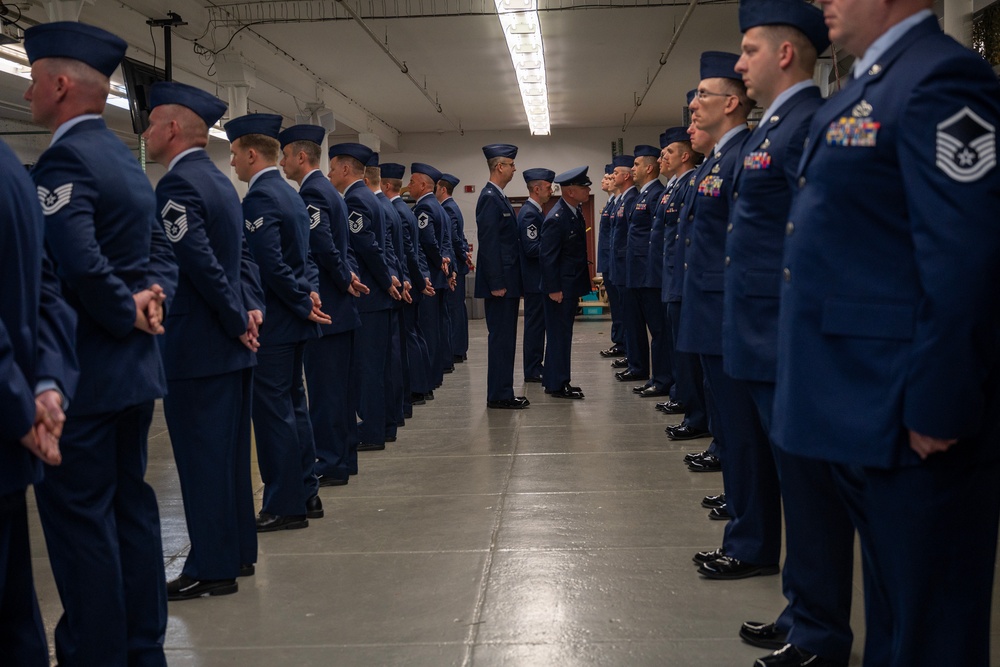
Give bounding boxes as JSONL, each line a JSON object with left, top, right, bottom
{"left": 475, "top": 144, "right": 529, "bottom": 410}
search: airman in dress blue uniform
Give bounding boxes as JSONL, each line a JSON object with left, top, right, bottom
{"left": 774, "top": 3, "right": 1000, "bottom": 664}
{"left": 409, "top": 162, "right": 455, "bottom": 391}
{"left": 25, "top": 21, "right": 176, "bottom": 666}
{"left": 540, "top": 166, "right": 593, "bottom": 400}
{"left": 279, "top": 125, "right": 367, "bottom": 486}
{"left": 679, "top": 52, "right": 783, "bottom": 581}
{"left": 608, "top": 155, "right": 641, "bottom": 381}
{"left": 716, "top": 5, "right": 856, "bottom": 666}
{"left": 597, "top": 164, "right": 625, "bottom": 358}
{"left": 367, "top": 154, "right": 408, "bottom": 443}
{"left": 227, "top": 114, "right": 327, "bottom": 531}
{"left": 474, "top": 144, "right": 529, "bottom": 409}
{"left": 328, "top": 143, "right": 401, "bottom": 452}
{"left": 146, "top": 82, "right": 262, "bottom": 600}
{"left": 0, "top": 136, "right": 77, "bottom": 667}
{"left": 382, "top": 163, "right": 436, "bottom": 408}
{"left": 438, "top": 173, "right": 471, "bottom": 364}
{"left": 625, "top": 145, "right": 668, "bottom": 396}
{"left": 517, "top": 167, "right": 555, "bottom": 383}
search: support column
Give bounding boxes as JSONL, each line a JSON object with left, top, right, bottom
{"left": 215, "top": 52, "right": 256, "bottom": 194}
{"left": 943, "top": 0, "right": 973, "bottom": 46}
{"left": 42, "top": 0, "right": 93, "bottom": 22}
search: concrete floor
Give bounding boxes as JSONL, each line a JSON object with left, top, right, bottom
{"left": 22, "top": 316, "right": 1000, "bottom": 666}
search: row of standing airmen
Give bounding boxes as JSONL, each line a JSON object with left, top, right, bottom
{"left": 582, "top": 0, "right": 1000, "bottom": 666}
{"left": 0, "top": 17, "right": 512, "bottom": 667}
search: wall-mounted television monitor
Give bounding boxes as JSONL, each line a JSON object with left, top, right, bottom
{"left": 120, "top": 57, "right": 166, "bottom": 135}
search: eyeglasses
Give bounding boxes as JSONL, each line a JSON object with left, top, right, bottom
{"left": 498, "top": 161, "right": 515, "bottom": 168}
{"left": 696, "top": 89, "right": 734, "bottom": 101}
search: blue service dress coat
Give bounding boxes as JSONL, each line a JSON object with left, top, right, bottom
{"left": 723, "top": 87, "right": 823, "bottom": 383}
{"left": 625, "top": 180, "right": 665, "bottom": 289}
{"left": 474, "top": 181, "right": 522, "bottom": 299}
{"left": 596, "top": 196, "right": 614, "bottom": 275}
{"left": 646, "top": 179, "right": 674, "bottom": 294}
{"left": 241, "top": 168, "right": 319, "bottom": 344}
{"left": 413, "top": 193, "right": 453, "bottom": 291}
{"left": 344, "top": 180, "right": 394, "bottom": 312}
{"left": 442, "top": 197, "right": 469, "bottom": 276}
{"left": 32, "top": 115, "right": 177, "bottom": 667}
{"left": 676, "top": 127, "right": 750, "bottom": 356}
{"left": 0, "top": 139, "right": 78, "bottom": 497}
{"left": 300, "top": 170, "right": 360, "bottom": 335}
{"left": 774, "top": 18, "right": 1000, "bottom": 469}
{"left": 773, "top": 16, "right": 1000, "bottom": 667}
{"left": 664, "top": 169, "right": 698, "bottom": 302}
{"left": 517, "top": 200, "right": 545, "bottom": 294}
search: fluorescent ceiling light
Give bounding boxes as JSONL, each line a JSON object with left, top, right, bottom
{"left": 495, "top": 0, "right": 550, "bottom": 136}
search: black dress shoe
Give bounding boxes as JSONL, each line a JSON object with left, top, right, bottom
{"left": 692, "top": 547, "right": 725, "bottom": 565}
{"left": 611, "top": 358, "right": 629, "bottom": 368}
{"left": 239, "top": 564, "right": 255, "bottom": 577}
{"left": 684, "top": 449, "right": 710, "bottom": 463}
{"left": 698, "top": 556, "right": 779, "bottom": 580}
{"left": 167, "top": 574, "right": 238, "bottom": 601}
{"left": 453, "top": 355, "right": 465, "bottom": 364}
{"left": 755, "top": 643, "right": 842, "bottom": 667}
{"left": 306, "top": 495, "right": 324, "bottom": 519}
{"left": 668, "top": 424, "right": 711, "bottom": 440}
{"left": 639, "top": 386, "right": 669, "bottom": 398}
{"left": 739, "top": 621, "right": 788, "bottom": 650}
{"left": 708, "top": 504, "right": 730, "bottom": 520}
{"left": 255, "top": 512, "right": 308, "bottom": 533}
{"left": 357, "top": 441, "right": 386, "bottom": 451}
{"left": 515, "top": 396, "right": 530, "bottom": 407}
{"left": 424, "top": 390, "right": 435, "bottom": 400}
{"left": 687, "top": 454, "right": 722, "bottom": 472}
{"left": 550, "top": 385, "right": 584, "bottom": 399}
{"left": 524, "top": 376, "right": 543, "bottom": 383}
{"left": 386, "top": 435, "right": 397, "bottom": 443}
{"left": 701, "top": 493, "right": 725, "bottom": 509}
{"left": 442, "top": 366, "right": 454, "bottom": 374}
{"left": 487, "top": 398, "right": 528, "bottom": 409}
{"left": 318, "top": 474, "right": 348, "bottom": 487}
{"left": 632, "top": 384, "right": 650, "bottom": 394}
{"left": 599, "top": 344, "right": 626, "bottom": 357}
{"left": 615, "top": 370, "right": 648, "bottom": 382}
{"left": 656, "top": 399, "right": 685, "bottom": 414}
{"left": 410, "top": 393, "right": 426, "bottom": 405}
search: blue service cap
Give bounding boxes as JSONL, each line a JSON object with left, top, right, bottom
{"left": 739, "top": 0, "right": 831, "bottom": 53}
{"left": 24, "top": 21, "right": 127, "bottom": 77}
{"left": 611, "top": 155, "right": 634, "bottom": 169}
{"left": 367, "top": 152, "right": 380, "bottom": 167}
{"left": 439, "top": 173, "right": 460, "bottom": 187}
{"left": 604, "top": 163, "right": 614, "bottom": 175}
{"left": 634, "top": 145, "right": 660, "bottom": 158}
{"left": 224, "top": 113, "right": 282, "bottom": 142}
{"left": 660, "top": 126, "right": 690, "bottom": 148}
{"left": 700, "top": 51, "right": 742, "bottom": 81}
{"left": 411, "top": 162, "right": 442, "bottom": 183}
{"left": 278, "top": 124, "right": 326, "bottom": 149}
{"left": 328, "top": 142, "right": 374, "bottom": 165}
{"left": 522, "top": 168, "right": 555, "bottom": 183}
{"left": 149, "top": 81, "right": 227, "bottom": 127}
{"left": 380, "top": 162, "right": 406, "bottom": 180}
{"left": 686, "top": 89, "right": 697, "bottom": 106}
{"left": 554, "top": 166, "right": 591, "bottom": 187}
{"left": 482, "top": 143, "right": 518, "bottom": 160}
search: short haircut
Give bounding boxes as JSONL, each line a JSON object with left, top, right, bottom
{"left": 239, "top": 133, "right": 280, "bottom": 162}
{"left": 43, "top": 57, "right": 110, "bottom": 104}
{"left": 333, "top": 154, "right": 365, "bottom": 175}
{"left": 487, "top": 156, "right": 503, "bottom": 172}
{"left": 158, "top": 103, "right": 209, "bottom": 147}
{"left": 382, "top": 177, "right": 402, "bottom": 192}
{"left": 526, "top": 179, "right": 548, "bottom": 191}
{"left": 364, "top": 165, "right": 381, "bottom": 185}
{"left": 288, "top": 139, "right": 321, "bottom": 165}
{"left": 719, "top": 77, "right": 756, "bottom": 116}
{"left": 637, "top": 155, "right": 658, "bottom": 170}
{"left": 437, "top": 179, "right": 455, "bottom": 195}
{"left": 758, "top": 24, "right": 818, "bottom": 75}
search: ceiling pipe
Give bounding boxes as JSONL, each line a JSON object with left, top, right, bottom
{"left": 622, "top": 0, "right": 698, "bottom": 132}
{"left": 334, "top": 0, "right": 464, "bottom": 134}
